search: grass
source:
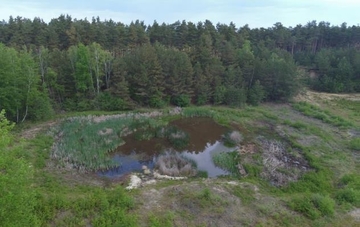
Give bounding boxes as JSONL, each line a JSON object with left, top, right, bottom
{"left": 212, "top": 151, "right": 240, "bottom": 175}
{"left": 292, "top": 101, "right": 353, "bottom": 128}
{"left": 9, "top": 94, "right": 360, "bottom": 226}
{"left": 349, "top": 138, "right": 360, "bottom": 150}
{"left": 289, "top": 193, "right": 335, "bottom": 220}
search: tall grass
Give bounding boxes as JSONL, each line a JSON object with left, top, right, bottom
{"left": 52, "top": 113, "right": 165, "bottom": 171}
{"left": 182, "top": 107, "right": 215, "bottom": 118}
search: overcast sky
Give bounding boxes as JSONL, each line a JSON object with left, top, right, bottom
{"left": 1, "top": 0, "right": 359, "bottom": 28}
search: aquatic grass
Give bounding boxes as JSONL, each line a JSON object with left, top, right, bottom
{"left": 182, "top": 107, "right": 215, "bottom": 118}
{"left": 212, "top": 151, "right": 239, "bottom": 175}
{"left": 165, "top": 126, "right": 190, "bottom": 149}
{"left": 52, "top": 112, "right": 166, "bottom": 171}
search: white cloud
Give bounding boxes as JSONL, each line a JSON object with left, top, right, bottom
{"left": 0, "top": 0, "right": 358, "bottom": 27}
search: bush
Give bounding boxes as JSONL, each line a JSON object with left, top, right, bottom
{"left": 289, "top": 193, "right": 335, "bottom": 220}
{"left": 336, "top": 188, "right": 360, "bottom": 206}
{"left": 224, "top": 87, "right": 247, "bottom": 107}
{"left": 247, "top": 80, "right": 265, "bottom": 106}
{"left": 28, "top": 91, "right": 54, "bottom": 121}
{"left": 171, "top": 94, "right": 191, "bottom": 107}
{"left": 94, "top": 92, "right": 129, "bottom": 111}
{"left": 149, "top": 94, "right": 166, "bottom": 108}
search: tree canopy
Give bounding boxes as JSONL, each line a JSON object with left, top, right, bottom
{"left": 1, "top": 16, "right": 360, "bottom": 119}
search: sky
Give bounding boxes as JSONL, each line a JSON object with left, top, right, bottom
{"left": 1, "top": 0, "right": 359, "bottom": 28}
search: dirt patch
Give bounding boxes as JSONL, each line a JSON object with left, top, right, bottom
{"left": 20, "top": 120, "right": 58, "bottom": 139}
{"left": 259, "top": 137, "right": 310, "bottom": 186}
{"left": 349, "top": 208, "right": 360, "bottom": 222}
{"left": 294, "top": 90, "right": 360, "bottom": 104}
{"left": 133, "top": 180, "right": 255, "bottom": 227}
{"left": 238, "top": 143, "right": 257, "bottom": 154}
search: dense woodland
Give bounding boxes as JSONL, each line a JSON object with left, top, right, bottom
{"left": 1, "top": 15, "right": 360, "bottom": 122}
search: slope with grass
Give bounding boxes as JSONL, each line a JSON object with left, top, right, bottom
{"left": 3, "top": 90, "right": 360, "bottom": 227}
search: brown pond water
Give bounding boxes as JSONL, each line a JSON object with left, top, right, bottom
{"left": 98, "top": 117, "right": 236, "bottom": 178}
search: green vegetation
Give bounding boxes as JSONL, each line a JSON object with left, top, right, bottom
{"left": 2, "top": 13, "right": 360, "bottom": 226}
{"left": 289, "top": 193, "right": 335, "bottom": 220}
{"left": 212, "top": 151, "right": 239, "bottom": 175}
{"left": 53, "top": 115, "right": 134, "bottom": 170}
{"left": 349, "top": 138, "right": 360, "bottom": 150}
{"left": 292, "top": 101, "right": 353, "bottom": 127}
{"left": 2, "top": 90, "right": 360, "bottom": 226}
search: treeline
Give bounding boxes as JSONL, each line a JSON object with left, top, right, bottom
{"left": 0, "top": 15, "right": 360, "bottom": 121}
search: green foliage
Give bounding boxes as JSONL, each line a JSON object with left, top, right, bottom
{"left": 335, "top": 188, "right": 360, "bottom": 207}
{"left": 293, "top": 102, "right": 353, "bottom": 128}
{"left": 212, "top": 151, "right": 239, "bottom": 175}
{"left": 335, "top": 174, "right": 360, "bottom": 207}
{"left": 171, "top": 94, "right": 191, "bottom": 107}
{"left": 289, "top": 193, "right": 335, "bottom": 220}
{"left": 0, "top": 110, "right": 39, "bottom": 226}
{"left": 247, "top": 80, "right": 265, "bottom": 106}
{"left": 224, "top": 87, "right": 247, "bottom": 107}
{"left": 94, "top": 92, "right": 129, "bottom": 111}
{"left": 285, "top": 170, "right": 333, "bottom": 193}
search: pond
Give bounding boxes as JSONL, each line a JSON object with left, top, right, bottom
{"left": 98, "top": 117, "right": 237, "bottom": 178}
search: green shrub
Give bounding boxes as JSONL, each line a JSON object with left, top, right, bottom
{"left": 171, "top": 94, "right": 191, "bottom": 107}
{"left": 94, "top": 92, "right": 129, "bottom": 111}
{"left": 149, "top": 94, "right": 166, "bottom": 108}
{"left": 336, "top": 188, "right": 360, "bottom": 207}
{"left": 289, "top": 193, "right": 335, "bottom": 220}
{"left": 340, "top": 174, "right": 360, "bottom": 189}
{"left": 285, "top": 170, "right": 333, "bottom": 193}
{"left": 224, "top": 87, "right": 247, "bottom": 107}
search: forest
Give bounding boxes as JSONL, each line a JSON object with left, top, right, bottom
{"left": 1, "top": 15, "right": 360, "bottom": 122}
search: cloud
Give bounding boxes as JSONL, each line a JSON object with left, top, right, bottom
{"left": 0, "top": 0, "right": 358, "bottom": 27}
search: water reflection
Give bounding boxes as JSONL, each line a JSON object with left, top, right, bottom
{"left": 98, "top": 117, "right": 235, "bottom": 178}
